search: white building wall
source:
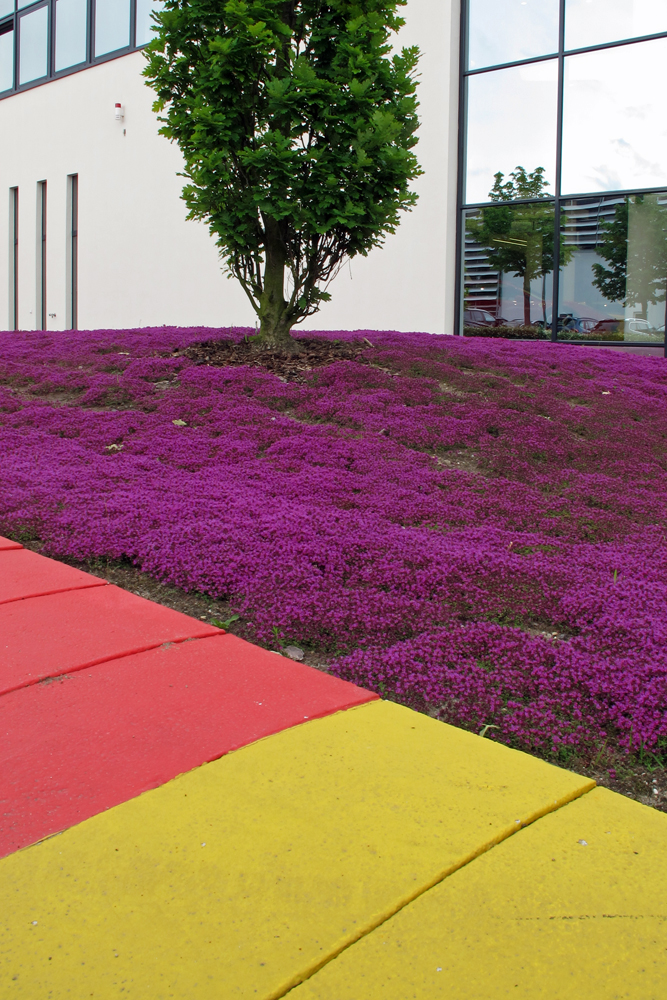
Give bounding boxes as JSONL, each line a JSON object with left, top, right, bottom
{"left": 0, "top": 0, "right": 460, "bottom": 335}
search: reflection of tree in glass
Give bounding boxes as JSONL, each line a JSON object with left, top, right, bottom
{"left": 592, "top": 196, "right": 667, "bottom": 320}
{"left": 467, "top": 167, "right": 570, "bottom": 327}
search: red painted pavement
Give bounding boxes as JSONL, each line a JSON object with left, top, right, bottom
{"left": 0, "top": 547, "right": 107, "bottom": 605}
{"left": 0, "top": 536, "right": 22, "bottom": 551}
{"left": 0, "top": 585, "right": 221, "bottom": 696}
{"left": 0, "top": 633, "right": 377, "bottom": 857}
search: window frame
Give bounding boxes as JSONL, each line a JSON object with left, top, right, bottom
{"left": 0, "top": 0, "right": 148, "bottom": 99}
{"left": 456, "top": 0, "right": 667, "bottom": 351}
{"left": 0, "top": 20, "right": 14, "bottom": 95}
{"left": 17, "top": 0, "right": 50, "bottom": 87}
{"left": 52, "top": 0, "right": 89, "bottom": 76}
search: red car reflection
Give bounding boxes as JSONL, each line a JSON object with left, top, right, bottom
{"left": 464, "top": 309, "right": 508, "bottom": 327}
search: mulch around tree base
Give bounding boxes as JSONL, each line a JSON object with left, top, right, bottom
{"left": 183, "top": 336, "right": 375, "bottom": 380}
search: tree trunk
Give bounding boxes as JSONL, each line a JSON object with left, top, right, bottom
{"left": 256, "top": 219, "right": 297, "bottom": 349}
{"left": 523, "top": 270, "right": 532, "bottom": 326}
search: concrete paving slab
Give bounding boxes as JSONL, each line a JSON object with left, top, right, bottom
{"left": 0, "top": 584, "right": 221, "bottom": 695}
{"left": 0, "top": 700, "right": 593, "bottom": 1000}
{"left": 0, "top": 547, "right": 106, "bottom": 605}
{"left": 0, "top": 633, "right": 377, "bottom": 858}
{"left": 0, "top": 535, "right": 22, "bottom": 550}
{"left": 291, "top": 786, "right": 667, "bottom": 1000}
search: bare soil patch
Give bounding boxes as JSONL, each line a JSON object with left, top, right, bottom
{"left": 22, "top": 542, "right": 334, "bottom": 675}
{"left": 183, "top": 336, "right": 375, "bottom": 381}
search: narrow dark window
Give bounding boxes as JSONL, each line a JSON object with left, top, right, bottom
{"left": 67, "top": 173, "right": 78, "bottom": 329}
{"left": 9, "top": 186, "right": 18, "bottom": 330}
{"left": 37, "top": 179, "right": 46, "bottom": 329}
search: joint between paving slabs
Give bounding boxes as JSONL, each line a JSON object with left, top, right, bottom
{"left": 0, "top": 631, "right": 226, "bottom": 699}
{"left": 270, "top": 778, "right": 598, "bottom": 1000}
{"left": 3, "top": 702, "right": 381, "bottom": 863}
{"left": 0, "top": 581, "right": 109, "bottom": 608}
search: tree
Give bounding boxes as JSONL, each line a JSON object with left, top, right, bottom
{"left": 466, "top": 167, "right": 571, "bottom": 327}
{"left": 592, "top": 196, "right": 667, "bottom": 319}
{"left": 144, "top": 0, "right": 422, "bottom": 347}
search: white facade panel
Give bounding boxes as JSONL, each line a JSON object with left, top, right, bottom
{"left": 0, "top": 0, "right": 460, "bottom": 334}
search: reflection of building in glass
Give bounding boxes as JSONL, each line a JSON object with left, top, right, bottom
{"left": 464, "top": 196, "right": 620, "bottom": 322}
{"left": 463, "top": 235, "right": 500, "bottom": 317}
{"left": 461, "top": 0, "right": 667, "bottom": 345}
{"left": 559, "top": 196, "right": 628, "bottom": 329}
{"left": 464, "top": 193, "right": 667, "bottom": 340}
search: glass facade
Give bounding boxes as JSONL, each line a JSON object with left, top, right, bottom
{"left": 54, "top": 0, "right": 87, "bottom": 72}
{"left": 18, "top": 3, "right": 48, "bottom": 85}
{"left": 94, "top": 0, "right": 131, "bottom": 58}
{"left": 0, "top": 0, "right": 163, "bottom": 94}
{"left": 460, "top": 0, "right": 667, "bottom": 345}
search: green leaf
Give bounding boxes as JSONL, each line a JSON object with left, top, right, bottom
{"left": 211, "top": 614, "right": 240, "bottom": 629}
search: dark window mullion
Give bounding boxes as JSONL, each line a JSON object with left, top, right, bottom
{"left": 454, "top": 0, "right": 468, "bottom": 336}
{"left": 563, "top": 29, "right": 667, "bottom": 59}
{"left": 89, "top": 0, "right": 95, "bottom": 60}
{"left": 465, "top": 184, "right": 667, "bottom": 210}
{"left": 463, "top": 30, "right": 667, "bottom": 80}
{"left": 13, "top": 8, "right": 18, "bottom": 91}
{"left": 464, "top": 51, "right": 559, "bottom": 78}
{"left": 48, "top": 0, "right": 54, "bottom": 79}
{"left": 463, "top": 195, "right": 556, "bottom": 210}
{"left": 551, "top": 0, "right": 566, "bottom": 343}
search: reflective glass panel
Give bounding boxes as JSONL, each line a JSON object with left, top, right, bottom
{"left": 468, "top": 0, "right": 559, "bottom": 70}
{"left": 95, "top": 0, "right": 130, "bottom": 56}
{"left": 558, "top": 193, "right": 667, "bottom": 342}
{"left": 465, "top": 60, "right": 558, "bottom": 205}
{"left": 55, "top": 0, "right": 87, "bottom": 71}
{"left": 136, "top": 0, "right": 164, "bottom": 45}
{"left": 0, "top": 0, "right": 13, "bottom": 19}
{"left": 0, "top": 25, "right": 13, "bottom": 92}
{"left": 561, "top": 38, "right": 667, "bottom": 195}
{"left": 19, "top": 4, "right": 48, "bottom": 84}
{"left": 17, "top": 0, "right": 35, "bottom": 9}
{"left": 565, "top": 0, "right": 667, "bottom": 51}
{"left": 462, "top": 201, "right": 555, "bottom": 337}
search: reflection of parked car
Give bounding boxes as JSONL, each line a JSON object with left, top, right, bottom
{"left": 590, "top": 318, "right": 656, "bottom": 337}
{"left": 626, "top": 318, "right": 652, "bottom": 335}
{"left": 463, "top": 309, "right": 507, "bottom": 327}
{"left": 590, "top": 319, "right": 623, "bottom": 336}
{"left": 558, "top": 315, "right": 597, "bottom": 334}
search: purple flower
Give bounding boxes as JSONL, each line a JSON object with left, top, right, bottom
{"left": 2, "top": 326, "right": 666, "bottom": 759}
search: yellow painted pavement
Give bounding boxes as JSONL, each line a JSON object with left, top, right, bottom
{"left": 0, "top": 700, "right": 593, "bottom": 999}
{"left": 293, "top": 786, "right": 667, "bottom": 999}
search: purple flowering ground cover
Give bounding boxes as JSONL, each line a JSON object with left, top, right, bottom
{"left": 2, "top": 326, "right": 667, "bottom": 782}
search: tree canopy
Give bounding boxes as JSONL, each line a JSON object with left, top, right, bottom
{"left": 144, "top": 0, "right": 422, "bottom": 345}
{"left": 593, "top": 196, "right": 667, "bottom": 319}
